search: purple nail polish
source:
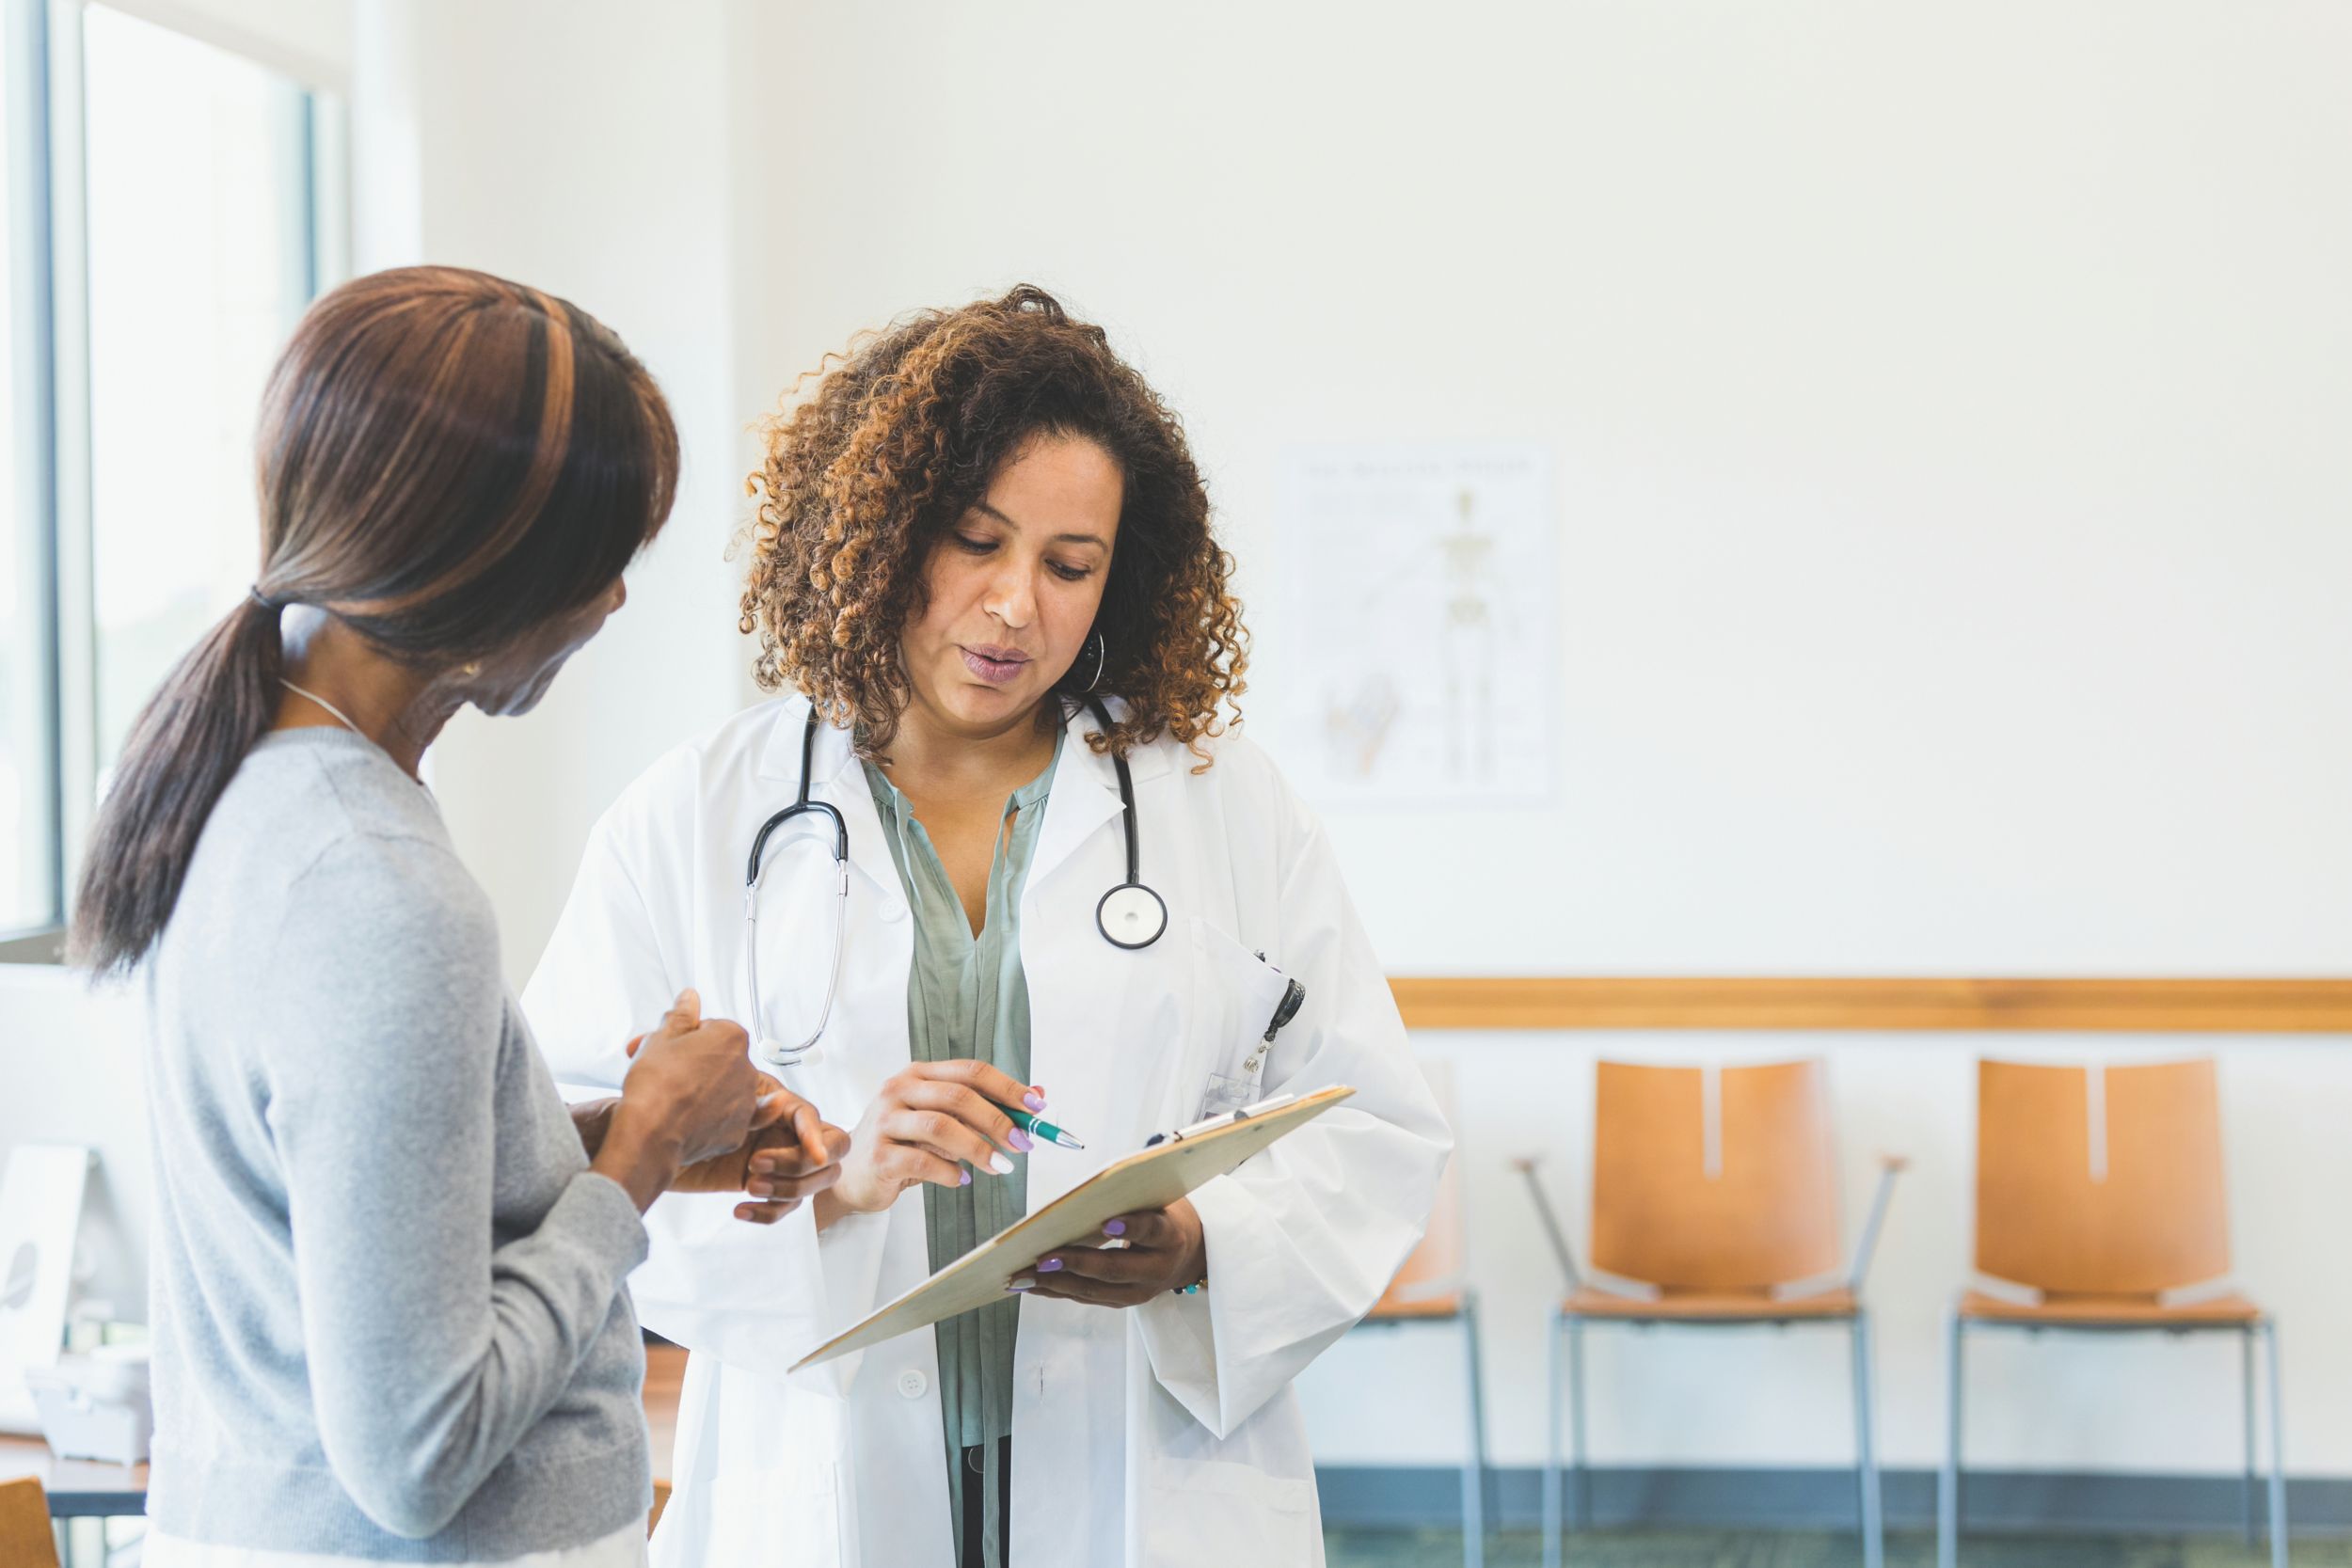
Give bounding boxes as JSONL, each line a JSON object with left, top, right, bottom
{"left": 1103, "top": 1219, "right": 1126, "bottom": 1238}
{"left": 1008, "top": 1129, "right": 1034, "bottom": 1153}
{"left": 960, "top": 1168, "right": 973, "bottom": 1187}
{"left": 1024, "top": 1091, "right": 1046, "bottom": 1112}
{"left": 1038, "top": 1258, "right": 1063, "bottom": 1273}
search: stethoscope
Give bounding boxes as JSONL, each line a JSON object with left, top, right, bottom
{"left": 744, "top": 698, "right": 1168, "bottom": 1067}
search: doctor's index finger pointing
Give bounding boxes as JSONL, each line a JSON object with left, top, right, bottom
{"left": 913, "top": 1058, "right": 1039, "bottom": 1114}
{"left": 898, "top": 1081, "right": 1024, "bottom": 1153}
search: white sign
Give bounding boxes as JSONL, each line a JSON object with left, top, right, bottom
{"left": 0, "top": 1144, "right": 90, "bottom": 1434}
{"left": 1277, "top": 443, "right": 1557, "bottom": 805}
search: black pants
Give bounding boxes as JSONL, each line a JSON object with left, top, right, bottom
{"left": 959, "top": 1436, "right": 1013, "bottom": 1566}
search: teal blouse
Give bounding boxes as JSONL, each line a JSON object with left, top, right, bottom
{"left": 862, "top": 732, "right": 1060, "bottom": 1568}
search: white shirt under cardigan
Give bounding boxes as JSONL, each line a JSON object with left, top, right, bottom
{"left": 143, "top": 1520, "right": 646, "bottom": 1568}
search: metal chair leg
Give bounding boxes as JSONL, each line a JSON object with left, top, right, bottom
{"left": 1939, "top": 1310, "right": 1963, "bottom": 1568}
{"left": 1543, "top": 1311, "right": 1564, "bottom": 1568}
{"left": 2243, "top": 1323, "right": 2260, "bottom": 1546}
{"left": 1460, "top": 1295, "right": 1486, "bottom": 1568}
{"left": 1568, "top": 1315, "right": 1591, "bottom": 1533}
{"left": 1852, "top": 1310, "right": 1884, "bottom": 1568}
{"left": 2264, "top": 1319, "right": 2288, "bottom": 1568}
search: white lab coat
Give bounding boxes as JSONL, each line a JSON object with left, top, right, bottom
{"left": 521, "top": 695, "right": 1450, "bottom": 1568}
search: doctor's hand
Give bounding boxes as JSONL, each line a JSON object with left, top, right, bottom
{"left": 812, "top": 1059, "right": 1040, "bottom": 1230}
{"left": 623, "top": 1036, "right": 852, "bottom": 1224}
{"left": 592, "top": 989, "right": 761, "bottom": 1212}
{"left": 1007, "top": 1200, "right": 1208, "bottom": 1308}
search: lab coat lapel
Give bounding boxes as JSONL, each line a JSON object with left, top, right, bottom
{"left": 1027, "top": 718, "right": 1120, "bottom": 892}
{"left": 1027, "top": 704, "right": 1172, "bottom": 893}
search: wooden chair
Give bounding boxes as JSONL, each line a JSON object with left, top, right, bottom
{"left": 645, "top": 1340, "right": 685, "bottom": 1537}
{"left": 1517, "top": 1058, "right": 1901, "bottom": 1568}
{"left": 0, "top": 1477, "right": 62, "bottom": 1568}
{"left": 1351, "top": 1060, "right": 1488, "bottom": 1567}
{"left": 1939, "top": 1057, "right": 2284, "bottom": 1568}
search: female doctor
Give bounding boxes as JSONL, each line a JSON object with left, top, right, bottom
{"left": 523, "top": 286, "right": 1449, "bottom": 1568}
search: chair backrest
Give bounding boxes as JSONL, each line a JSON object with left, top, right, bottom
{"left": 0, "top": 1477, "right": 60, "bottom": 1568}
{"left": 1589, "top": 1057, "right": 1840, "bottom": 1291}
{"left": 1373, "top": 1059, "right": 1465, "bottom": 1309}
{"left": 1975, "top": 1056, "right": 2230, "bottom": 1294}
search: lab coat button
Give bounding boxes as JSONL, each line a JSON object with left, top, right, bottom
{"left": 898, "top": 1369, "right": 928, "bottom": 1400}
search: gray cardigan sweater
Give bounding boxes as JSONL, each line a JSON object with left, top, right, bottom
{"left": 140, "top": 729, "right": 652, "bottom": 1560}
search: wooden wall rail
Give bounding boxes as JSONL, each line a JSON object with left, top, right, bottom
{"left": 1386, "top": 977, "right": 2352, "bottom": 1034}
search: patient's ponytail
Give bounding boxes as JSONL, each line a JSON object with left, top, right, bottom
{"left": 72, "top": 593, "right": 288, "bottom": 976}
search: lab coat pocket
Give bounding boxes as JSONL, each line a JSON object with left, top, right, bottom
{"left": 1144, "top": 1455, "right": 1321, "bottom": 1565}
{"left": 657, "top": 1354, "right": 848, "bottom": 1568}
{"left": 678, "top": 1463, "right": 841, "bottom": 1567}
{"left": 1186, "top": 921, "right": 1294, "bottom": 1120}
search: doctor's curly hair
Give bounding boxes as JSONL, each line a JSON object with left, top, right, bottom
{"left": 737, "top": 285, "right": 1247, "bottom": 762}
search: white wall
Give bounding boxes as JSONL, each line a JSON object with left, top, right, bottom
{"left": 739, "top": 0, "right": 2352, "bottom": 980}
{"left": 719, "top": 0, "right": 2352, "bottom": 1475}
{"left": 354, "top": 0, "right": 767, "bottom": 984}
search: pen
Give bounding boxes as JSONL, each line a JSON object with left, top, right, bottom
{"left": 1002, "top": 1103, "right": 1086, "bottom": 1150}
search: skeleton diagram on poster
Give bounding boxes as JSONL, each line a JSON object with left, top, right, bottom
{"left": 1277, "top": 444, "right": 1556, "bottom": 805}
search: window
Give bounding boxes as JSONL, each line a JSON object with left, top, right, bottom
{"left": 3, "top": 0, "right": 53, "bottom": 939}
{"left": 1, "top": 0, "right": 341, "bottom": 952}
{"left": 84, "top": 7, "right": 319, "bottom": 781}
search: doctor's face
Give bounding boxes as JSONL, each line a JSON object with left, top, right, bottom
{"left": 901, "top": 432, "right": 1120, "bottom": 738}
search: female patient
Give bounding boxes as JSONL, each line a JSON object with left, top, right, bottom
{"left": 73, "top": 266, "right": 843, "bottom": 1566}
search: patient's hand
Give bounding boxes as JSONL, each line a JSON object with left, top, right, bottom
{"left": 623, "top": 1035, "right": 850, "bottom": 1224}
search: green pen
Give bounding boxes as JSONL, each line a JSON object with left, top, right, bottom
{"left": 1002, "top": 1102, "right": 1086, "bottom": 1150}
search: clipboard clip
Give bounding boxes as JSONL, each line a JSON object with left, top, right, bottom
{"left": 1144, "top": 1092, "right": 1300, "bottom": 1148}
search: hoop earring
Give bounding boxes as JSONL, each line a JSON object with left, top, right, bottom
{"left": 1080, "top": 632, "right": 1106, "bottom": 694}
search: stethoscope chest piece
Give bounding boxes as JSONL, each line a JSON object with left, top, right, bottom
{"left": 1097, "top": 881, "right": 1168, "bottom": 951}
{"left": 1085, "top": 697, "right": 1168, "bottom": 951}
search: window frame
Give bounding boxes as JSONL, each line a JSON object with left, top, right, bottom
{"left": 0, "top": 0, "right": 347, "bottom": 962}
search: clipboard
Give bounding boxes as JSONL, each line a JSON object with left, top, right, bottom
{"left": 789, "top": 1085, "right": 1356, "bottom": 1370}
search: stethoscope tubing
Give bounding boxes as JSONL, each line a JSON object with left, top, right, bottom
{"left": 744, "top": 699, "right": 1165, "bottom": 1066}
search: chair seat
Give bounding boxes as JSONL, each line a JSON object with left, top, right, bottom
{"left": 0, "top": 1478, "right": 60, "bottom": 1568}
{"left": 1563, "top": 1285, "right": 1857, "bottom": 1322}
{"left": 1366, "top": 1290, "right": 1465, "bottom": 1320}
{"left": 1958, "top": 1288, "right": 2263, "bottom": 1325}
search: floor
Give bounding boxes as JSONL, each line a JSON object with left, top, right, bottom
{"left": 1325, "top": 1528, "right": 2344, "bottom": 1567}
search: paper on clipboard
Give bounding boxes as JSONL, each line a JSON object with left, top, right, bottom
{"left": 789, "top": 1085, "right": 1355, "bottom": 1371}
